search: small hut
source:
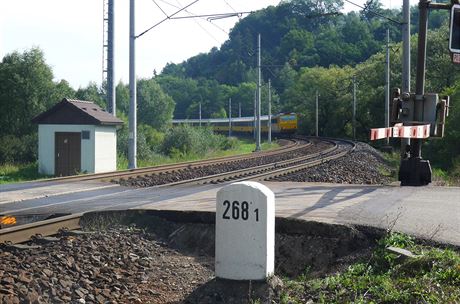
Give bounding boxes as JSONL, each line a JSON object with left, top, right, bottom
{"left": 32, "top": 98, "right": 123, "bottom": 176}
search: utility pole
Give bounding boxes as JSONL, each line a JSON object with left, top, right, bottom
{"left": 268, "top": 79, "right": 272, "bottom": 144}
{"left": 128, "top": 0, "right": 137, "bottom": 169}
{"left": 352, "top": 76, "right": 357, "bottom": 141}
{"left": 255, "top": 33, "right": 261, "bottom": 151}
{"left": 108, "top": 0, "right": 115, "bottom": 115}
{"left": 413, "top": 0, "right": 429, "bottom": 159}
{"left": 102, "top": 0, "right": 116, "bottom": 115}
{"left": 253, "top": 90, "right": 256, "bottom": 140}
{"left": 228, "top": 98, "right": 232, "bottom": 137}
{"left": 401, "top": 0, "right": 411, "bottom": 157}
{"left": 385, "top": 28, "right": 390, "bottom": 146}
{"left": 199, "top": 102, "right": 202, "bottom": 127}
{"left": 238, "top": 102, "right": 241, "bottom": 118}
{"left": 315, "top": 90, "right": 319, "bottom": 137}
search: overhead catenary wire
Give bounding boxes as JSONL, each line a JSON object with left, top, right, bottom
{"left": 343, "top": 0, "right": 403, "bottom": 25}
{"left": 137, "top": 0, "right": 200, "bottom": 38}
{"left": 152, "top": 0, "right": 170, "bottom": 18}
{"left": 222, "top": 0, "right": 238, "bottom": 14}
{"left": 170, "top": 12, "right": 252, "bottom": 20}
{"left": 174, "top": 0, "right": 221, "bottom": 43}
{"left": 156, "top": 0, "right": 229, "bottom": 34}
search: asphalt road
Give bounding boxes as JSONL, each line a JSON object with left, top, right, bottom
{"left": 1, "top": 180, "right": 459, "bottom": 246}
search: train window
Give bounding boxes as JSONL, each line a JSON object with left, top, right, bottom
{"left": 280, "top": 115, "right": 296, "bottom": 121}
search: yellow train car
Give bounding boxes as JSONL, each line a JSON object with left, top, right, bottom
{"left": 172, "top": 113, "right": 298, "bottom": 135}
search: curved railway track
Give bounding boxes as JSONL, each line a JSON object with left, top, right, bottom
{"left": 0, "top": 137, "right": 355, "bottom": 245}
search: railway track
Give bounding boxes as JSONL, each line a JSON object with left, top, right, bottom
{"left": 0, "top": 137, "right": 355, "bottom": 245}
{"left": 10, "top": 138, "right": 301, "bottom": 185}
{"left": 154, "top": 138, "right": 355, "bottom": 186}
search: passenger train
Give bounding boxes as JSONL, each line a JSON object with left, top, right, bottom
{"left": 172, "top": 113, "right": 298, "bottom": 134}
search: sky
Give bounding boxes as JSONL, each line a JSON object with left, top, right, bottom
{"left": 0, "top": 0, "right": 417, "bottom": 89}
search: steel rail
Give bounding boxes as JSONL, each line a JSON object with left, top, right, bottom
{"left": 0, "top": 138, "right": 352, "bottom": 245}
{"left": 254, "top": 139, "right": 356, "bottom": 181}
{"left": 25, "top": 138, "right": 305, "bottom": 184}
{"left": 0, "top": 213, "right": 82, "bottom": 244}
{"left": 155, "top": 138, "right": 353, "bottom": 186}
{"left": 103, "top": 139, "right": 307, "bottom": 182}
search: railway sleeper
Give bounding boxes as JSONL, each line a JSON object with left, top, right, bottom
{"left": 1, "top": 242, "right": 41, "bottom": 250}
{"left": 30, "top": 234, "right": 60, "bottom": 244}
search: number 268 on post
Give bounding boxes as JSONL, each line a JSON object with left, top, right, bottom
{"left": 221, "top": 200, "right": 259, "bottom": 222}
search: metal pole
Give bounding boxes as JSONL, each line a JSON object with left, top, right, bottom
{"left": 413, "top": 0, "right": 429, "bottom": 159}
{"left": 253, "top": 90, "right": 256, "bottom": 140}
{"left": 199, "top": 102, "right": 202, "bottom": 127}
{"left": 239, "top": 102, "right": 241, "bottom": 118}
{"left": 256, "top": 33, "right": 261, "bottom": 151}
{"left": 402, "top": 0, "right": 411, "bottom": 94}
{"left": 315, "top": 90, "right": 319, "bottom": 137}
{"left": 352, "top": 76, "right": 356, "bottom": 141}
{"left": 385, "top": 28, "right": 390, "bottom": 146}
{"left": 229, "top": 98, "right": 232, "bottom": 137}
{"left": 107, "top": 0, "right": 116, "bottom": 116}
{"left": 401, "top": 0, "right": 411, "bottom": 156}
{"left": 128, "top": 0, "right": 137, "bottom": 169}
{"left": 268, "top": 79, "right": 272, "bottom": 144}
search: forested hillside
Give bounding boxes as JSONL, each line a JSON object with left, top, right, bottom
{"left": 156, "top": 0, "right": 448, "bottom": 119}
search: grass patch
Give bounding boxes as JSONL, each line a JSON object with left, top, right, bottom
{"left": 0, "top": 163, "right": 50, "bottom": 184}
{"left": 1, "top": 138, "right": 280, "bottom": 183}
{"left": 281, "top": 232, "right": 460, "bottom": 303}
{"left": 379, "top": 151, "right": 400, "bottom": 181}
{"left": 117, "top": 138, "right": 279, "bottom": 170}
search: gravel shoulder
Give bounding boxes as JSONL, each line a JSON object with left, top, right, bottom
{"left": 0, "top": 227, "right": 214, "bottom": 304}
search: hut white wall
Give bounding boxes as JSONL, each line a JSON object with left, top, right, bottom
{"left": 94, "top": 126, "right": 117, "bottom": 173}
{"left": 38, "top": 124, "right": 95, "bottom": 175}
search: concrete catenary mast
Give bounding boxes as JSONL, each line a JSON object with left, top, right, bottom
{"left": 102, "top": 0, "right": 116, "bottom": 115}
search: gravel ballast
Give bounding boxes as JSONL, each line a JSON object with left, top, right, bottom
{"left": 0, "top": 227, "right": 213, "bottom": 304}
{"left": 273, "top": 142, "right": 394, "bottom": 184}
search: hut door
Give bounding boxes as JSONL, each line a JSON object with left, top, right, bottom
{"left": 55, "top": 132, "right": 81, "bottom": 176}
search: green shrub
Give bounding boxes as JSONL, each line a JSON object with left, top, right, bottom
{"left": 117, "top": 121, "right": 165, "bottom": 162}
{"left": 0, "top": 133, "right": 37, "bottom": 163}
{"left": 284, "top": 233, "right": 460, "bottom": 303}
{"left": 161, "top": 125, "right": 229, "bottom": 157}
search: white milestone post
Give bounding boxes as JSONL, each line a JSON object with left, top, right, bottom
{"left": 215, "top": 181, "right": 275, "bottom": 280}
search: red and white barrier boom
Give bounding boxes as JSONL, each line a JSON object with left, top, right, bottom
{"left": 370, "top": 123, "right": 431, "bottom": 140}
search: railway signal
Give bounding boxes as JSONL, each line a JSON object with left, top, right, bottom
{"left": 370, "top": 0, "right": 456, "bottom": 186}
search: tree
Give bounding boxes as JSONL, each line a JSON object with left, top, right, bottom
{"left": 75, "top": 82, "right": 106, "bottom": 109}
{"left": 0, "top": 48, "right": 56, "bottom": 137}
{"left": 283, "top": 66, "right": 355, "bottom": 137}
{"left": 137, "top": 78, "right": 175, "bottom": 129}
{"left": 0, "top": 48, "right": 77, "bottom": 163}
{"left": 115, "top": 82, "right": 130, "bottom": 115}
{"left": 156, "top": 75, "right": 199, "bottom": 119}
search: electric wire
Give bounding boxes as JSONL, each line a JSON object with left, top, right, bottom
{"left": 174, "top": 0, "right": 221, "bottom": 43}
{"left": 152, "top": 0, "right": 170, "bottom": 18}
{"left": 157, "top": 0, "right": 228, "bottom": 34}
{"left": 137, "top": 0, "right": 200, "bottom": 39}
{"left": 343, "top": 0, "right": 403, "bottom": 24}
{"left": 222, "top": 0, "right": 238, "bottom": 14}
